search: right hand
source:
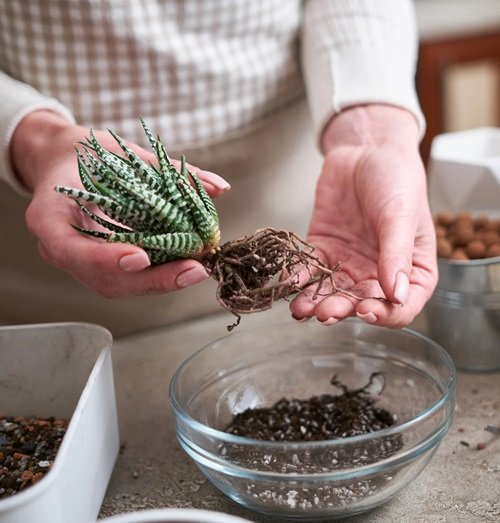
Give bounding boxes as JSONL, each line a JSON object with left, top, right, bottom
{"left": 10, "top": 110, "right": 230, "bottom": 298}
{"left": 289, "top": 105, "right": 437, "bottom": 328}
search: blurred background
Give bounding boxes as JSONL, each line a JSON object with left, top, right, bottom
{"left": 415, "top": 0, "right": 500, "bottom": 164}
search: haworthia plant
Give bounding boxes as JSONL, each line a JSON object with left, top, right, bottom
{"left": 55, "top": 119, "right": 221, "bottom": 264}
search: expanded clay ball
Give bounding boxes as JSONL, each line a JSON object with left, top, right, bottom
{"left": 487, "top": 243, "right": 500, "bottom": 258}
{"left": 449, "top": 248, "right": 468, "bottom": 261}
{"left": 437, "top": 238, "right": 453, "bottom": 258}
{"left": 481, "top": 230, "right": 500, "bottom": 246}
{"left": 434, "top": 213, "right": 500, "bottom": 261}
{"left": 453, "top": 226, "right": 474, "bottom": 246}
{"left": 435, "top": 212, "right": 454, "bottom": 227}
{"left": 465, "top": 240, "right": 486, "bottom": 259}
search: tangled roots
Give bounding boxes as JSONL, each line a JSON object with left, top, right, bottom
{"left": 204, "top": 228, "right": 342, "bottom": 330}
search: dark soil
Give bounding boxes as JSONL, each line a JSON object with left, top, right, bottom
{"left": 0, "top": 416, "right": 68, "bottom": 499}
{"left": 224, "top": 373, "right": 396, "bottom": 441}
{"left": 219, "top": 374, "right": 403, "bottom": 511}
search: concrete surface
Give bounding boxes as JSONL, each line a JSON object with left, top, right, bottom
{"left": 99, "top": 303, "right": 500, "bottom": 522}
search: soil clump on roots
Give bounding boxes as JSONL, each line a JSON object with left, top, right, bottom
{"left": 204, "top": 227, "right": 356, "bottom": 330}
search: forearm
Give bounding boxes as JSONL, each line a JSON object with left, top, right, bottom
{"left": 302, "top": 0, "right": 424, "bottom": 149}
{"left": 10, "top": 110, "right": 74, "bottom": 192}
{"left": 0, "top": 71, "right": 75, "bottom": 195}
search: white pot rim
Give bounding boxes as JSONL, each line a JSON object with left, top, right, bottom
{"left": 98, "top": 508, "right": 254, "bottom": 523}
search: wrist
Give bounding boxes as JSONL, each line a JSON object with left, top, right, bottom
{"left": 10, "top": 110, "right": 73, "bottom": 191}
{"left": 321, "top": 104, "right": 420, "bottom": 155}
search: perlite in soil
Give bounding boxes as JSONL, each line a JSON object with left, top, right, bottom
{"left": 219, "top": 373, "right": 402, "bottom": 512}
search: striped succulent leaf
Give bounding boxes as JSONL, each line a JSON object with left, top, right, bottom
{"left": 55, "top": 121, "right": 221, "bottom": 263}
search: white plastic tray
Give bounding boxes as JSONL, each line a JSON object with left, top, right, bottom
{"left": 429, "top": 127, "right": 500, "bottom": 216}
{"left": 0, "top": 322, "right": 120, "bottom": 523}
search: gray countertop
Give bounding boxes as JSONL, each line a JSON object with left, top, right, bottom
{"left": 99, "top": 303, "right": 500, "bottom": 522}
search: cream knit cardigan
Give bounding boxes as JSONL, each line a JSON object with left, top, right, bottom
{"left": 0, "top": 0, "right": 424, "bottom": 195}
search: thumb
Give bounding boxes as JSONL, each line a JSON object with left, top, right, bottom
{"left": 377, "top": 214, "right": 414, "bottom": 304}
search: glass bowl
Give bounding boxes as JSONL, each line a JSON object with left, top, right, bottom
{"left": 169, "top": 318, "right": 455, "bottom": 520}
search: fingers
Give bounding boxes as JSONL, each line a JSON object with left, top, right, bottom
{"left": 290, "top": 283, "right": 325, "bottom": 322}
{"left": 196, "top": 169, "right": 231, "bottom": 196}
{"left": 125, "top": 142, "right": 231, "bottom": 197}
{"left": 290, "top": 269, "right": 360, "bottom": 323}
{"left": 168, "top": 158, "right": 231, "bottom": 197}
{"left": 118, "top": 251, "right": 151, "bottom": 272}
{"left": 292, "top": 282, "right": 429, "bottom": 329}
{"left": 103, "top": 259, "right": 209, "bottom": 298}
{"left": 30, "top": 196, "right": 210, "bottom": 298}
{"left": 376, "top": 207, "right": 437, "bottom": 321}
{"left": 290, "top": 269, "right": 428, "bottom": 329}
{"left": 107, "top": 259, "right": 210, "bottom": 297}
{"left": 315, "top": 293, "right": 357, "bottom": 325}
{"left": 354, "top": 286, "right": 427, "bottom": 328}
{"left": 38, "top": 234, "right": 210, "bottom": 298}
{"left": 376, "top": 211, "right": 415, "bottom": 305}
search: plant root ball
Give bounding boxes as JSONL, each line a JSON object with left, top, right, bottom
{"left": 205, "top": 228, "right": 338, "bottom": 330}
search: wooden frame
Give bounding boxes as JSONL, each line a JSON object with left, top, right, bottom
{"left": 416, "top": 30, "right": 500, "bottom": 165}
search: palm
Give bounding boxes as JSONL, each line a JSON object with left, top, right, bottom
{"left": 24, "top": 125, "right": 226, "bottom": 297}
{"left": 291, "top": 145, "right": 438, "bottom": 328}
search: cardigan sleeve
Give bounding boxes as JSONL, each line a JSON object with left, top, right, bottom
{"left": 301, "top": 0, "right": 425, "bottom": 147}
{"left": 0, "top": 71, "right": 75, "bottom": 196}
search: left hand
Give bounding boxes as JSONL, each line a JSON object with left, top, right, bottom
{"left": 10, "top": 110, "right": 230, "bottom": 298}
{"left": 290, "top": 104, "right": 437, "bottom": 328}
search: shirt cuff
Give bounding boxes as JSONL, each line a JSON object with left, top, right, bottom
{"left": 302, "top": 0, "right": 425, "bottom": 149}
{"left": 308, "top": 45, "right": 426, "bottom": 149}
{"left": 0, "top": 76, "right": 75, "bottom": 197}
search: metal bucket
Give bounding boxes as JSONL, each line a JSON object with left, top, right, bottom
{"left": 426, "top": 256, "right": 500, "bottom": 371}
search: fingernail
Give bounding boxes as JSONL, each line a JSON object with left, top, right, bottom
{"left": 393, "top": 271, "right": 409, "bottom": 304}
{"left": 319, "top": 317, "right": 338, "bottom": 326}
{"left": 292, "top": 315, "right": 311, "bottom": 323}
{"left": 176, "top": 265, "right": 209, "bottom": 288}
{"left": 119, "top": 251, "right": 151, "bottom": 272}
{"left": 201, "top": 170, "right": 231, "bottom": 191}
{"left": 357, "top": 312, "right": 378, "bottom": 324}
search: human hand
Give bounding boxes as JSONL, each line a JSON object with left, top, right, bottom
{"left": 10, "top": 110, "right": 230, "bottom": 297}
{"left": 290, "top": 105, "right": 437, "bottom": 328}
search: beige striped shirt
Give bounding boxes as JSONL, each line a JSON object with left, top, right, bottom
{"left": 0, "top": 0, "right": 423, "bottom": 194}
